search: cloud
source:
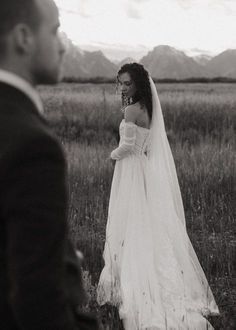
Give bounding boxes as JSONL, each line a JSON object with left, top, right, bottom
{"left": 55, "top": 0, "right": 236, "bottom": 53}
{"left": 174, "top": 0, "right": 197, "bottom": 9}
{"left": 122, "top": 0, "right": 150, "bottom": 19}
{"left": 212, "top": 0, "right": 236, "bottom": 16}
{"left": 175, "top": 0, "right": 236, "bottom": 13}
{"left": 126, "top": 4, "right": 142, "bottom": 19}
{"left": 56, "top": 0, "right": 110, "bottom": 19}
{"left": 56, "top": 0, "right": 91, "bottom": 18}
{"left": 59, "top": 7, "right": 90, "bottom": 18}
{"left": 130, "top": 0, "right": 151, "bottom": 3}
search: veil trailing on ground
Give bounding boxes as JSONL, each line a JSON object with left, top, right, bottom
{"left": 147, "top": 77, "right": 219, "bottom": 319}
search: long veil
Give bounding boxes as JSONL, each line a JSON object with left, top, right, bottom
{"left": 147, "top": 77, "right": 219, "bottom": 318}
{"left": 149, "top": 77, "right": 186, "bottom": 227}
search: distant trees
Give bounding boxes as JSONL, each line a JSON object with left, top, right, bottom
{"left": 62, "top": 76, "right": 116, "bottom": 84}
{"left": 62, "top": 76, "right": 236, "bottom": 84}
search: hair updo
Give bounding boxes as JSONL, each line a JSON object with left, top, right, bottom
{"left": 117, "top": 62, "right": 153, "bottom": 121}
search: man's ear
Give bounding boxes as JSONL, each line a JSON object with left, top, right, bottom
{"left": 12, "top": 23, "right": 35, "bottom": 54}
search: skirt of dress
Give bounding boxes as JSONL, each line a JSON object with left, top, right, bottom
{"left": 97, "top": 154, "right": 219, "bottom": 330}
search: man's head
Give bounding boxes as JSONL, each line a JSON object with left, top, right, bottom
{"left": 0, "top": 0, "right": 65, "bottom": 85}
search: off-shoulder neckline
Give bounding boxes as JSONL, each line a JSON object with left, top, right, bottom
{"left": 121, "top": 119, "right": 150, "bottom": 131}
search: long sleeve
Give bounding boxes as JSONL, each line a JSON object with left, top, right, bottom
{"left": 111, "top": 122, "right": 137, "bottom": 160}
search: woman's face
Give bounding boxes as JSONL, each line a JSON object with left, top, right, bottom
{"left": 118, "top": 72, "right": 137, "bottom": 99}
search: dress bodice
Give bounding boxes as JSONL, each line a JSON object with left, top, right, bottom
{"left": 119, "top": 119, "right": 150, "bottom": 156}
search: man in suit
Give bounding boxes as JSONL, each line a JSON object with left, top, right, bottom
{"left": 0, "top": 0, "right": 98, "bottom": 329}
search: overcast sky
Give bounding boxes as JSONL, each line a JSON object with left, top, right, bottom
{"left": 54, "top": 0, "right": 236, "bottom": 55}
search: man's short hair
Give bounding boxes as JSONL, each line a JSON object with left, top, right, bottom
{"left": 0, "top": 0, "right": 41, "bottom": 54}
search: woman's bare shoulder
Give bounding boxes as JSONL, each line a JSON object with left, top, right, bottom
{"left": 124, "top": 104, "right": 139, "bottom": 123}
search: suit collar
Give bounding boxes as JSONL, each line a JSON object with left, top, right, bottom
{"left": 0, "top": 69, "right": 43, "bottom": 114}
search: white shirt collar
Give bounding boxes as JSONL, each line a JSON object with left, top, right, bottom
{"left": 0, "top": 69, "right": 43, "bottom": 114}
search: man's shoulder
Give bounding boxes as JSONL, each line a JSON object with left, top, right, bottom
{"left": 0, "top": 101, "right": 62, "bottom": 159}
{"left": 0, "top": 103, "right": 45, "bottom": 139}
{"left": 0, "top": 82, "right": 43, "bottom": 123}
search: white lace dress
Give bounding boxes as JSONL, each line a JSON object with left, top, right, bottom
{"left": 97, "top": 119, "right": 219, "bottom": 330}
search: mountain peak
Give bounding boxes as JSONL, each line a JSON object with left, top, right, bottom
{"left": 220, "top": 49, "right": 236, "bottom": 56}
{"left": 140, "top": 45, "right": 205, "bottom": 79}
{"left": 205, "top": 48, "right": 236, "bottom": 78}
{"left": 60, "top": 33, "right": 236, "bottom": 80}
{"left": 152, "top": 45, "right": 185, "bottom": 56}
{"left": 84, "top": 50, "right": 104, "bottom": 57}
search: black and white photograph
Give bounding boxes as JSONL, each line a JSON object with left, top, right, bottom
{"left": 0, "top": 0, "right": 235, "bottom": 329}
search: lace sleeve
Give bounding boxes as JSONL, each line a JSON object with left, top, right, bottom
{"left": 110, "top": 122, "right": 136, "bottom": 160}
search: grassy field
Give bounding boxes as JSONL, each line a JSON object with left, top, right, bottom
{"left": 39, "top": 82, "right": 236, "bottom": 329}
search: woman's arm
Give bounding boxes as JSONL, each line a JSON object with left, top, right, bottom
{"left": 110, "top": 105, "right": 138, "bottom": 161}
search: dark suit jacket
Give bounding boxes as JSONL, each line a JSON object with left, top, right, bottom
{"left": 0, "top": 82, "right": 98, "bottom": 329}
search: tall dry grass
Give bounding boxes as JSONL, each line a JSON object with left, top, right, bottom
{"left": 39, "top": 83, "right": 236, "bottom": 329}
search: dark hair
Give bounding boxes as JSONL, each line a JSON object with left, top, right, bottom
{"left": 0, "top": 0, "right": 41, "bottom": 54}
{"left": 117, "top": 62, "right": 153, "bottom": 121}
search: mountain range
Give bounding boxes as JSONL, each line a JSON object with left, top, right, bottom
{"left": 61, "top": 33, "right": 236, "bottom": 80}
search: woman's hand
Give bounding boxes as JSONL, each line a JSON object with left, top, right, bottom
{"left": 106, "top": 156, "right": 116, "bottom": 164}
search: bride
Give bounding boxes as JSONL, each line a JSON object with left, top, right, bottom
{"left": 97, "top": 63, "right": 219, "bottom": 329}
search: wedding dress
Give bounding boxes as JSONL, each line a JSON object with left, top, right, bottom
{"left": 97, "top": 78, "right": 219, "bottom": 329}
